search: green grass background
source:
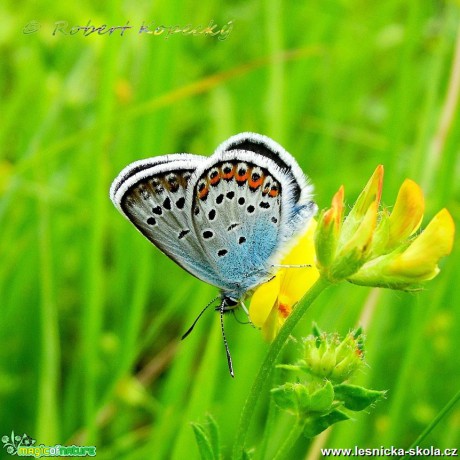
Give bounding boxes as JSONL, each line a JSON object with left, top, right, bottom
{"left": 1, "top": 0, "right": 459, "bottom": 458}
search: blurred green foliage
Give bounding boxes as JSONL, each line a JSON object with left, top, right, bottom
{"left": 0, "top": 0, "right": 459, "bottom": 458}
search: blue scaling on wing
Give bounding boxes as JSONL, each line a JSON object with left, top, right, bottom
{"left": 187, "top": 134, "right": 316, "bottom": 300}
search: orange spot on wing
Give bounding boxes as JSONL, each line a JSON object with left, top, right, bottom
{"left": 269, "top": 188, "right": 279, "bottom": 198}
{"left": 236, "top": 169, "right": 249, "bottom": 183}
{"left": 198, "top": 184, "right": 209, "bottom": 200}
{"left": 210, "top": 171, "right": 221, "bottom": 185}
{"left": 249, "top": 175, "right": 264, "bottom": 189}
{"left": 222, "top": 165, "right": 235, "bottom": 180}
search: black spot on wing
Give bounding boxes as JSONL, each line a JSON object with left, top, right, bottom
{"left": 178, "top": 229, "right": 190, "bottom": 239}
{"left": 163, "top": 197, "right": 171, "bottom": 210}
{"left": 176, "top": 197, "right": 185, "bottom": 209}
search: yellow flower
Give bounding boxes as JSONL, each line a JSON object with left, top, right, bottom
{"left": 316, "top": 165, "right": 383, "bottom": 281}
{"left": 250, "top": 165, "right": 455, "bottom": 341}
{"left": 250, "top": 221, "right": 319, "bottom": 341}
{"left": 315, "top": 165, "right": 455, "bottom": 290}
{"left": 351, "top": 208, "right": 454, "bottom": 288}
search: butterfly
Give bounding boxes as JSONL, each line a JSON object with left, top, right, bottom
{"left": 110, "top": 133, "right": 317, "bottom": 376}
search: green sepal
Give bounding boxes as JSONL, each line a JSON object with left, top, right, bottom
{"left": 309, "top": 380, "right": 335, "bottom": 412}
{"left": 303, "top": 409, "right": 350, "bottom": 438}
{"left": 271, "top": 383, "right": 307, "bottom": 414}
{"left": 271, "top": 380, "right": 334, "bottom": 415}
{"left": 333, "top": 384, "right": 386, "bottom": 411}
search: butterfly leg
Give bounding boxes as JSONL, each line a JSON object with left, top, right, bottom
{"left": 220, "top": 299, "right": 234, "bottom": 378}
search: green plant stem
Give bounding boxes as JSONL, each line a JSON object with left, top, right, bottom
{"left": 400, "top": 389, "right": 460, "bottom": 460}
{"left": 272, "top": 417, "right": 305, "bottom": 460}
{"left": 232, "top": 277, "right": 331, "bottom": 460}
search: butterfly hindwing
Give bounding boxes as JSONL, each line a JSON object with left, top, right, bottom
{"left": 216, "top": 132, "right": 317, "bottom": 240}
{"left": 188, "top": 153, "right": 282, "bottom": 294}
{"left": 187, "top": 134, "right": 316, "bottom": 298}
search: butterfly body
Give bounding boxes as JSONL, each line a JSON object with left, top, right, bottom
{"left": 110, "top": 133, "right": 316, "bottom": 375}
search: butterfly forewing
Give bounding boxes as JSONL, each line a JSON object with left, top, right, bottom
{"left": 110, "top": 154, "right": 229, "bottom": 287}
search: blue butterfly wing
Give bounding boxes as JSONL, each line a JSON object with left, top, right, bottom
{"left": 110, "top": 134, "right": 317, "bottom": 300}
{"left": 217, "top": 132, "right": 317, "bottom": 240}
{"left": 186, "top": 134, "right": 316, "bottom": 299}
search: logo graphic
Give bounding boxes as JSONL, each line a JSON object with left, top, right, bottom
{"left": 2, "top": 432, "right": 96, "bottom": 457}
{"left": 2, "top": 432, "right": 36, "bottom": 455}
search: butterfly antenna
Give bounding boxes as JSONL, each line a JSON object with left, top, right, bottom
{"left": 181, "top": 295, "right": 220, "bottom": 340}
{"left": 220, "top": 300, "right": 234, "bottom": 378}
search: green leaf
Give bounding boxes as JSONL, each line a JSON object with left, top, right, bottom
{"left": 334, "top": 384, "right": 386, "bottom": 411}
{"left": 303, "top": 409, "right": 350, "bottom": 438}
{"left": 241, "top": 447, "right": 255, "bottom": 460}
{"left": 191, "top": 414, "right": 221, "bottom": 460}
{"left": 191, "top": 423, "right": 216, "bottom": 460}
{"left": 204, "top": 414, "right": 220, "bottom": 459}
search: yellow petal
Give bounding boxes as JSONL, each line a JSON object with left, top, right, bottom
{"left": 280, "top": 267, "right": 319, "bottom": 307}
{"left": 249, "top": 275, "right": 281, "bottom": 327}
{"left": 283, "top": 220, "right": 317, "bottom": 265}
{"left": 281, "top": 220, "right": 319, "bottom": 304}
{"left": 387, "top": 209, "right": 455, "bottom": 279}
{"left": 261, "top": 300, "right": 284, "bottom": 342}
{"left": 388, "top": 179, "right": 424, "bottom": 247}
